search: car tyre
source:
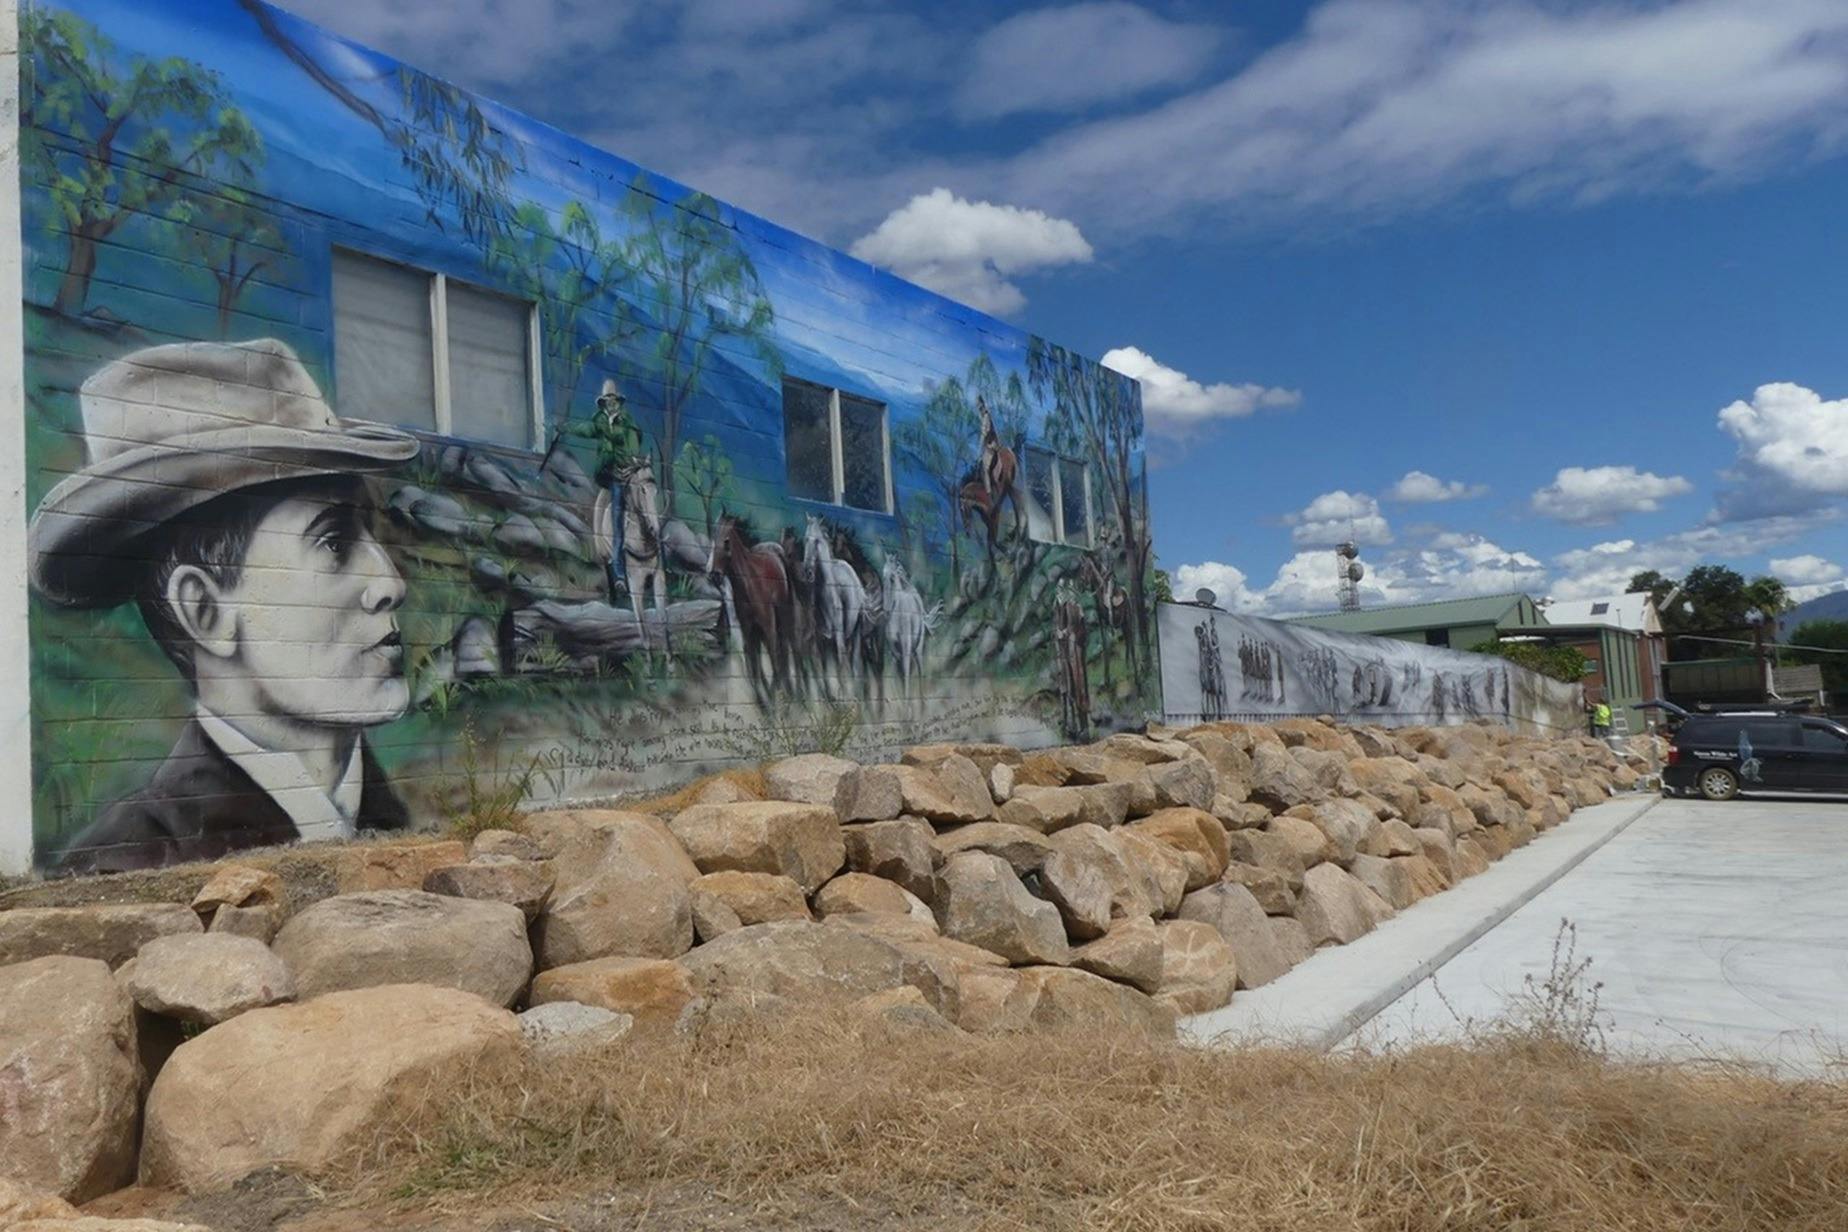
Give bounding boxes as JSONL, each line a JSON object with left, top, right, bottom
{"left": 1697, "top": 767, "right": 1739, "bottom": 801}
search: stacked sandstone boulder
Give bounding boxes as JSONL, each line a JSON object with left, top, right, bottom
{"left": 0, "top": 718, "right": 1643, "bottom": 1209}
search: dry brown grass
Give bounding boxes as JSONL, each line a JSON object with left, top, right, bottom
{"left": 344, "top": 1012, "right": 1848, "bottom": 1232}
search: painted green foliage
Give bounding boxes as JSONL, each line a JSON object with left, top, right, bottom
{"left": 16, "top": 0, "right": 1159, "bottom": 868}
{"left": 19, "top": 6, "right": 266, "bottom": 317}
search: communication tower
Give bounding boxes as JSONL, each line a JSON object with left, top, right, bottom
{"left": 1335, "top": 541, "right": 1364, "bottom": 612}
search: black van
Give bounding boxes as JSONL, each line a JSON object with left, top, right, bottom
{"left": 1664, "top": 712, "right": 1848, "bottom": 799}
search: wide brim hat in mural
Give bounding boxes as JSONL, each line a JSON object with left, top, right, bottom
{"left": 28, "top": 337, "right": 421, "bottom": 609}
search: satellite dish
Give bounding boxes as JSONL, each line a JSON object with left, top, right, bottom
{"left": 1348, "top": 562, "right": 1365, "bottom": 582}
{"left": 1337, "top": 542, "right": 1359, "bottom": 559}
{"left": 1194, "top": 588, "right": 1218, "bottom": 607}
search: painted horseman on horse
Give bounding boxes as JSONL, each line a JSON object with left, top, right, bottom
{"left": 959, "top": 395, "right": 1024, "bottom": 557}
{"left": 559, "top": 379, "right": 672, "bottom": 655}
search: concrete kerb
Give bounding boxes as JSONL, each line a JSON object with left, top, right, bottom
{"left": 1180, "top": 791, "right": 1662, "bottom": 1052}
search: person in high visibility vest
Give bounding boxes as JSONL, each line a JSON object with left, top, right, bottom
{"left": 1591, "top": 699, "right": 1613, "bottom": 738}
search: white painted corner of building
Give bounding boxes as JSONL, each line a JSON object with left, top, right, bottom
{"left": 1, "top": 0, "right": 36, "bottom": 875}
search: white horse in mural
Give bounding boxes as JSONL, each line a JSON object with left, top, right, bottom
{"left": 619, "top": 457, "right": 670, "bottom": 656}
{"left": 881, "top": 556, "right": 939, "bottom": 693}
{"left": 803, "top": 513, "right": 866, "bottom": 691}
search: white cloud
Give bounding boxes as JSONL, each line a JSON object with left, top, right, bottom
{"left": 956, "top": 3, "right": 1220, "bottom": 120}
{"left": 1771, "top": 553, "right": 1844, "bottom": 586}
{"left": 1544, "top": 516, "right": 1839, "bottom": 599}
{"left": 992, "top": 0, "right": 1848, "bottom": 241}
{"left": 1713, "top": 382, "right": 1848, "bottom": 519}
{"left": 1174, "top": 561, "right": 1256, "bottom": 611}
{"left": 1208, "top": 529, "right": 1544, "bottom": 618}
{"left": 1386, "top": 470, "right": 1488, "bottom": 503}
{"left": 1530, "top": 465, "right": 1693, "bottom": 525}
{"left": 848, "top": 189, "right": 1094, "bottom": 314}
{"left": 1100, "top": 346, "right": 1299, "bottom": 439}
{"left": 1285, "top": 490, "right": 1391, "bottom": 548}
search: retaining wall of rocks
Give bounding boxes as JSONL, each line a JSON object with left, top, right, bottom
{"left": 0, "top": 718, "right": 1656, "bottom": 1213}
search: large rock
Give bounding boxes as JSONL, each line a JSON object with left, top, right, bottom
{"left": 1045, "top": 824, "right": 1159, "bottom": 921}
{"left": 1005, "top": 786, "right": 1086, "bottom": 834}
{"left": 1411, "top": 784, "right": 1477, "bottom": 837}
{"left": 1036, "top": 851, "right": 1113, "bottom": 941}
{"left": 470, "top": 829, "right": 545, "bottom": 860}
{"left": 0, "top": 957, "right": 141, "bottom": 1202}
{"left": 681, "top": 920, "right": 952, "bottom": 1015}
{"left": 951, "top": 966, "right": 1038, "bottom": 1033}
{"left": 517, "top": 1002, "right": 633, "bottom": 1058}
{"left": 0, "top": 903, "right": 201, "bottom": 969}
{"left": 1224, "top": 829, "right": 1307, "bottom": 889}
{"left": 1265, "top": 813, "right": 1331, "bottom": 867}
{"left": 834, "top": 765, "right": 905, "bottom": 823}
{"left": 1347, "top": 854, "right": 1417, "bottom": 910}
{"left": 902, "top": 743, "right": 1023, "bottom": 776}
{"left": 1144, "top": 759, "right": 1215, "bottom": 812}
{"left": 1177, "top": 882, "right": 1297, "bottom": 988}
{"left": 934, "top": 851, "right": 1071, "bottom": 966}
{"left": 814, "top": 872, "right": 930, "bottom": 922}
{"left": 423, "top": 857, "right": 554, "bottom": 919}
{"left": 1177, "top": 729, "right": 1253, "bottom": 799}
{"left": 1124, "top": 808, "right": 1229, "bottom": 890}
{"left": 1113, "top": 830, "right": 1189, "bottom": 916}
{"left": 534, "top": 812, "right": 698, "bottom": 967}
{"left": 1219, "top": 862, "right": 1296, "bottom": 915}
{"left": 140, "top": 985, "right": 521, "bottom": 1192}
{"left": 528, "top": 956, "right": 699, "bottom": 1033}
{"left": 1268, "top": 916, "right": 1315, "bottom": 968}
{"left": 894, "top": 756, "right": 995, "bottom": 824}
{"left": 1014, "top": 966, "right": 1176, "bottom": 1040}
{"left": 1347, "top": 758, "right": 1426, "bottom": 816}
{"left": 1294, "top": 863, "right": 1394, "bottom": 947}
{"left": 1246, "top": 744, "right": 1322, "bottom": 811}
{"left": 119, "top": 933, "right": 293, "bottom": 1026}
{"left": 762, "top": 753, "right": 858, "bottom": 805}
{"left": 190, "top": 865, "right": 282, "bottom": 918}
{"left": 274, "top": 890, "right": 531, "bottom": 1007}
{"left": 841, "top": 818, "right": 937, "bottom": 902}
{"left": 670, "top": 801, "right": 845, "bottom": 893}
{"left": 1291, "top": 799, "right": 1376, "bottom": 865}
{"left": 1362, "top": 818, "right": 1421, "bottom": 859}
{"left": 0, "top": 1177, "right": 78, "bottom": 1222}
{"left": 1288, "top": 747, "right": 1359, "bottom": 797}
{"left": 1069, "top": 916, "right": 1162, "bottom": 992}
{"left": 931, "top": 822, "right": 1056, "bottom": 877}
{"left": 1153, "top": 920, "right": 1237, "bottom": 1014}
{"left": 691, "top": 871, "right": 812, "bottom": 925}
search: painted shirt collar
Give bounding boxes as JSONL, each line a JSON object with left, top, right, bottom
{"left": 194, "top": 708, "right": 364, "bottom": 842}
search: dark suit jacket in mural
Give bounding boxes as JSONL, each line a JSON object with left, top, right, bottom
{"left": 57, "top": 721, "right": 409, "bottom": 873}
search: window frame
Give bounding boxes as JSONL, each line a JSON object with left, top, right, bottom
{"left": 332, "top": 246, "right": 545, "bottom": 452}
{"left": 1024, "top": 445, "right": 1094, "bottom": 549}
{"left": 781, "top": 376, "right": 894, "bottom": 515}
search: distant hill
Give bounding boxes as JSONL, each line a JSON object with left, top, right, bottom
{"left": 1785, "top": 587, "right": 1848, "bottom": 629}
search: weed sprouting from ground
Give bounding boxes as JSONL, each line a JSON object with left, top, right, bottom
{"left": 442, "top": 717, "right": 539, "bottom": 842}
{"left": 1504, "top": 918, "right": 1609, "bottom": 1054}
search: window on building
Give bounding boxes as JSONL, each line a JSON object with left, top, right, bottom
{"left": 1425, "top": 628, "right": 1450, "bottom": 648}
{"left": 780, "top": 377, "right": 891, "bottom": 513}
{"left": 332, "top": 248, "right": 540, "bottom": 449}
{"left": 1024, "top": 446, "right": 1093, "bottom": 547}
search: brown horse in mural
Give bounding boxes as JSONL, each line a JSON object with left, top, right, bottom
{"left": 961, "top": 396, "right": 1023, "bottom": 560}
{"left": 708, "top": 513, "right": 793, "bottom": 698}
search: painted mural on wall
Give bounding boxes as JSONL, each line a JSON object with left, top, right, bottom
{"left": 16, "top": 0, "right": 1159, "bottom": 870}
{"left": 1157, "top": 604, "right": 1583, "bottom": 736}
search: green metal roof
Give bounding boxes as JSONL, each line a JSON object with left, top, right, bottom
{"left": 1286, "top": 592, "right": 1538, "bottom": 636}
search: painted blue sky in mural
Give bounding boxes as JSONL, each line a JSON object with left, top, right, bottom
{"left": 217, "top": 1, "right": 1848, "bottom": 612}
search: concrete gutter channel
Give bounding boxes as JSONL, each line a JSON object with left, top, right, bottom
{"left": 1181, "top": 792, "right": 1662, "bottom": 1052}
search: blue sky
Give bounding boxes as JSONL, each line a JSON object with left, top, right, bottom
{"left": 279, "top": 0, "right": 1848, "bottom": 615}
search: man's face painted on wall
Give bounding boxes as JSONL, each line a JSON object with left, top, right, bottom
{"left": 222, "top": 483, "right": 410, "bottom": 727}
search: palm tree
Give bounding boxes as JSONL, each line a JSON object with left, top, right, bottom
{"left": 1742, "top": 576, "right": 1791, "bottom": 667}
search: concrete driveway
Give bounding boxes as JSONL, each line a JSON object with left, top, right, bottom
{"left": 1355, "top": 793, "right": 1848, "bottom": 1074}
